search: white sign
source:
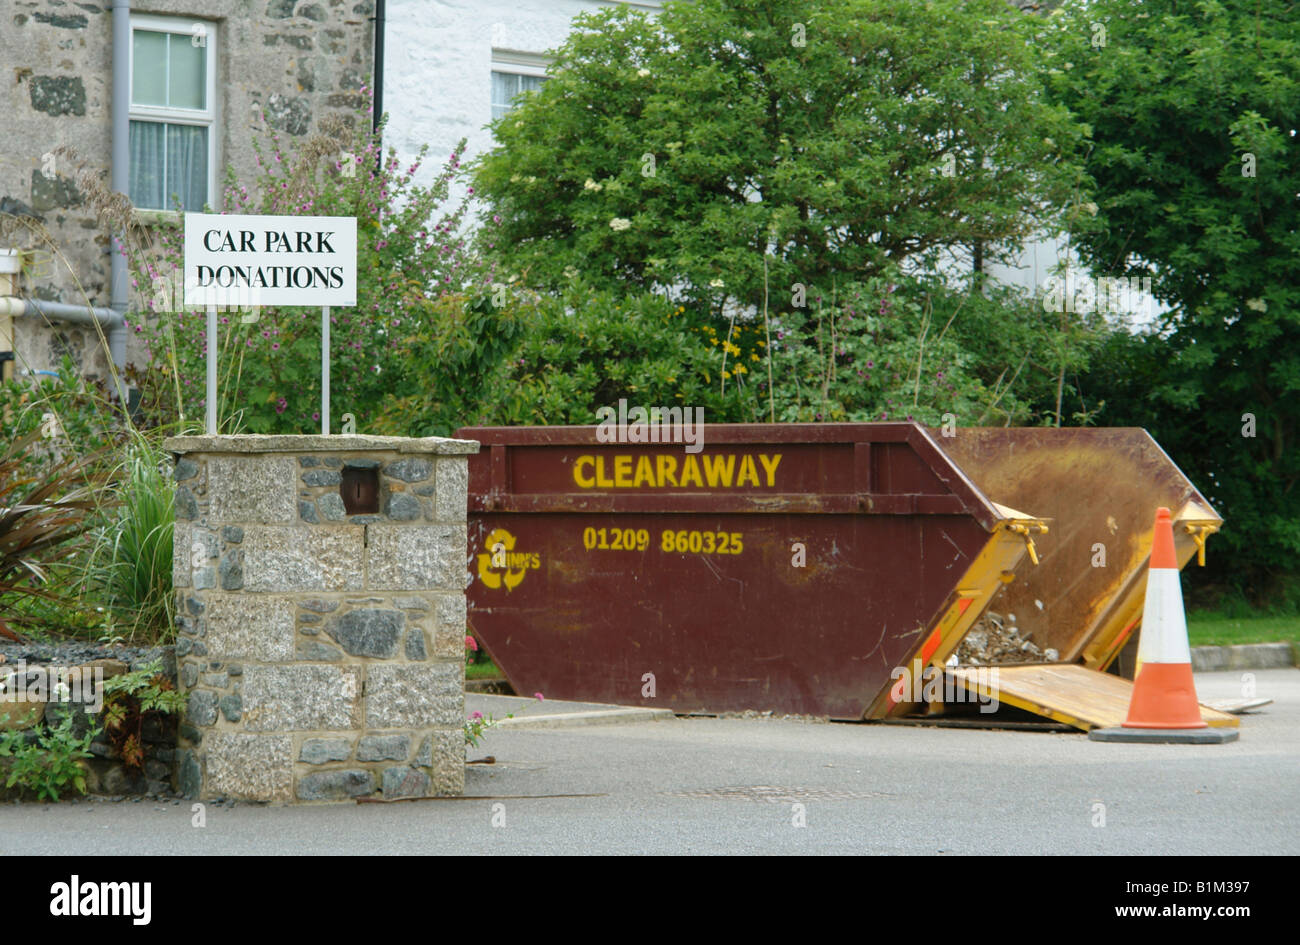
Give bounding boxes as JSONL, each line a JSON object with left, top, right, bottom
{"left": 183, "top": 213, "right": 357, "bottom": 308}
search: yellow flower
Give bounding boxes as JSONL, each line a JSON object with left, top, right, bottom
{"left": 722, "top": 370, "right": 731, "bottom": 379}
{"left": 733, "top": 363, "right": 748, "bottom": 375}
{"left": 724, "top": 341, "right": 741, "bottom": 356}
{"left": 750, "top": 353, "right": 760, "bottom": 362}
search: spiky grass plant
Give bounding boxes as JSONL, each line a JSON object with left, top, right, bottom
{"left": 83, "top": 432, "right": 175, "bottom": 645}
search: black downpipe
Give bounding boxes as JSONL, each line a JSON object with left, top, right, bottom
{"left": 373, "top": 0, "right": 385, "bottom": 148}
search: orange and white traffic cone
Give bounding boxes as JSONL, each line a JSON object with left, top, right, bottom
{"left": 1123, "top": 507, "right": 1205, "bottom": 729}
{"left": 1090, "top": 507, "right": 1238, "bottom": 743}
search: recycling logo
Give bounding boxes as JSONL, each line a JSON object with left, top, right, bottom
{"left": 476, "top": 528, "right": 540, "bottom": 591}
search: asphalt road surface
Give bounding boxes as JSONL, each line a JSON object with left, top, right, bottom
{"left": 9, "top": 669, "right": 1298, "bottom": 855}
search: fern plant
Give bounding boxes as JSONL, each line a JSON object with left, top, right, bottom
{"left": 101, "top": 661, "right": 185, "bottom": 769}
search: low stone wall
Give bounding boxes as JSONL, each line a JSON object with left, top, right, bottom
{"left": 0, "top": 643, "right": 178, "bottom": 799}
{"left": 1190, "top": 643, "right": 1298, "bottom": 672}
{"left": 164, "top": 434, "right": 477, "bottom": 803}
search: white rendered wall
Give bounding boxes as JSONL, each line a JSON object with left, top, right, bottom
{"left": 384, "top": 0, "right": 661, "bottom": 202}
{"left": 984, "top": 236, "right": 1168, "bottom": 332}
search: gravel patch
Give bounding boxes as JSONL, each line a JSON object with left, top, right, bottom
{"left": 0, "top": 640, "right": 174, "bottom": 674}
{"left": 954, "top": 611, "right": 1059, "bottom": 665}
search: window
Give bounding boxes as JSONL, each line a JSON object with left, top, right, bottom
{"left": 490, "top": 51, "right": 549, "bottom": 123}
{"left": 490, "top": 72, "right": 546, "bottom": 122}
{"left": 128, "top": 15, "right": 216, "bottom": 212}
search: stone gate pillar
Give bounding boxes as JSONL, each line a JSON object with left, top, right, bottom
{"left": 163, "top": 434, "right": 479, "bottom": 803}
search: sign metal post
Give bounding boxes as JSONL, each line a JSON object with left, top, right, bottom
{"left": 206, "top": 303, "right": 217, "bottom": 435}
{"left": 183, "top": 214, "right": 357, "bottom": 437}
{"left": 321, "top": 305, "right": 330, "bottom": 436}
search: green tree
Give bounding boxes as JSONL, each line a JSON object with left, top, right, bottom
{"left": 475, "top": 0, "right": 1090, "bottom": 313}
{"left": 1046, "top": 0, "right": 1300, "bottom": 600}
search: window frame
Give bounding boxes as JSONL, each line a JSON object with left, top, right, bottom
{"left": 490, "top": 50, "right": 550, "bottom": 124}
{"left": 128, "top": 13, "right": 218, "bottom": 212}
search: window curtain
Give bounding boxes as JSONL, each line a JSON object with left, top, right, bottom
{"left": 128, "top": 120, "right": 165, "bottom": 209}
{"left": 129, "top": 121, "right": 207, "bottom": 210}
{"left": 491, "top": 72, "right": 545, "bottom": 122}
{"left": 167, "top": 124, "right": 208, "bottom": 210}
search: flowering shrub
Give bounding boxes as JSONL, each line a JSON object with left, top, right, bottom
{"left": 763, "top": 275, "right": 993, "bottom": 425}
{"left": 463, "top": 709, "right": 500, "bottom": 748}
{"left": 463, "top": 693, "right": 545, "bottom": 747}
{"left": 464, "top": 631, "right": 492, "bottom": 668}
{"left": 129, "top": 92, "right": 492, "bottom": 433}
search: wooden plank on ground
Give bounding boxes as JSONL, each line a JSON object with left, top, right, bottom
{"left": 946, "top": 664, "right": 1239, "bottom": 732}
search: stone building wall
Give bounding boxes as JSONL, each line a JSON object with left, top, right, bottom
{"left": 0, "top": 1, "right": 374, "bottom": 381}
{"left": 165, "top": 434, "right": 476, "bottom": 803}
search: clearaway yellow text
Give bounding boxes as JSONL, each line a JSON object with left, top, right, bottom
{"left": 572, "top": 453, "right": 782, "bottom": 489}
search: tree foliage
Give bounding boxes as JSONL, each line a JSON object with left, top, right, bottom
{"left": 763, "top": 268, "right": 1108, "bottom": 426}
{"left": 372, "top": 287, "right": 755, "bottom": 436}
{"left": 475, "top": 0, "right": 1090, "bottom": 312}
{"left": 1047, "top": 0, "right": 1300, "bottom": 597}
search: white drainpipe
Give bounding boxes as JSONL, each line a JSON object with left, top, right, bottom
{"left": 0, "top": 249, "right": 16, "bottom": 381}
{"left": 0, "top": 248, "right": 127, "bottom": 374}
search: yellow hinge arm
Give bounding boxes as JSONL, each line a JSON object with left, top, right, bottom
{"left": 1006, "top": 522, "right": 1049, "bottom": 566}
{"left": 1184, "top": 523, "right": 1218, "bottom": 567}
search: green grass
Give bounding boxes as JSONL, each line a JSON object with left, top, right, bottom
{"left": 1186, "top": 613, "right": 1300, "bottom": 648}
{"left": 465, "top": 659, "right": 502, "bottom": 680}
